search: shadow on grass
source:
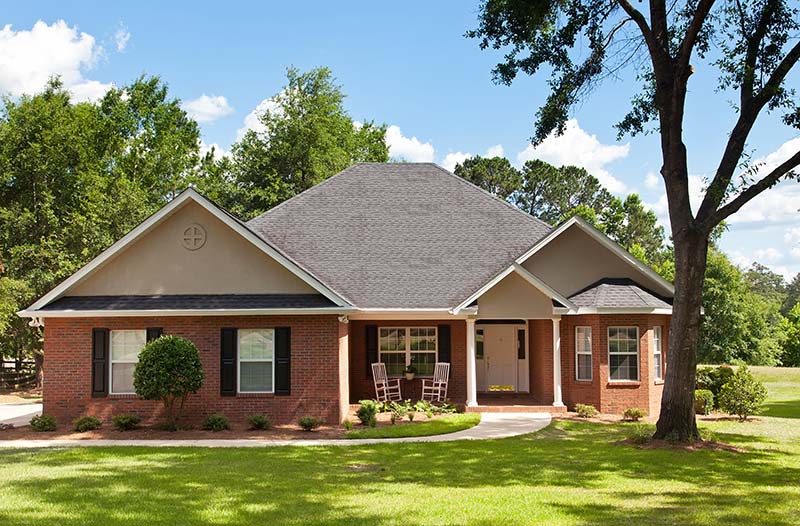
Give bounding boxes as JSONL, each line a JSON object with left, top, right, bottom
{"left": 0, "top": 420, "right": 798, "bottom": 525}
{"left": 760, "top": 399, "right": 800, "bottom": 419}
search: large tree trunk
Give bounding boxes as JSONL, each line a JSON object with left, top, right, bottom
{"left": 654, "top": 227, "right": 708, "bottom": 441}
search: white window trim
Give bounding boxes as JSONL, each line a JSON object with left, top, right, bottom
{"left": 109, "top": 329, "right": 146, "bottom": 395}
{"left": 653, "top": 326, "right": 664, "bottom": 382}
{"left": 575, "top": 326, "right": 592, "bottom": 382}
{"left": 237, "top": 328, "right": 276, "bottom": 394}
{"left": 378, "top": 326, "right": 438, "bottom": 377}
{"left": 607, "top": 326, "right": 640, "bottom": 382}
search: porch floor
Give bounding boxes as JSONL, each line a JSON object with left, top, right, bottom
{"left": 468, "top": 393, "right": 567, "bottom": 413}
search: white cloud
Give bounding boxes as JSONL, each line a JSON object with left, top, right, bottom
{"left": 386, "top": 125, "right": 435, "bottom": 162}
{"left": 182, "top": 94, "right": 234, "bottom": 123}
{"left": 199, "top": 140, "right": 228, "bottom": 160}
{"left": 486, "top": 144, "right": 504, "bottom": 158}
{"left": 516, "top": 119, "right": 630, "bottom": 193}
{"left": 114, "top": 26, "right": 130, "bottom": 52}
{"left": 644, "top": 174, "right": 706, "bottom": 230}
{"left": 236, "top": 97, "right": 281, "bottom": 140}
{"left": 753, "top": 247, "right": 783, "bottom": 263}
{"left": 0, "top": 20, "right": 113, "bottom": 100}
{"left": 644, "top": 171, "right": 660, "bottom": 189}
{"left": 785, "top": 227, "right": 800, "bottom": 261}
{"left": 442, "top": 151, "right": 470, "bottom": 172}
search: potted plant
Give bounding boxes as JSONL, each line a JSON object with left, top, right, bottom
{"left": 404, "top": 365, "right": 417, "bottom": 381}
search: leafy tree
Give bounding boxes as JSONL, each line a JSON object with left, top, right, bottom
{"left": 229, "top": 67, "right": 389, "bottom": 218}
{"left": 745, "top": 263, "right": 787, "bottom": 301}
{"left": 603, "top": 194, "right": 667, "bottom": 266}
{"left": 718, "top": 366, "right": 768, "bottom": 421}
{"left": 133, "top": 336, "right": 204, "bottom": 428}
{"left": 779, "top": 304, "right": 800, "bottom": 366}
{"left": 454, "top": 156, "right": 521, "bottom": 200}
{"left": 469, "top": 0, "right": 800, "bottom": 441}
{"left": 781, "top": 273, "right": 800, "bottom": 315}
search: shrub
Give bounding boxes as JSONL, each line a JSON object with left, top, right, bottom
{"left": 342, "top": 419, "right": 353, "bottom": 431}
{"left": 575, "top": 403, "right": 599, "bottom": 418}
{"left": 298, "top": 416, "right": 321, "bottom": 431}
{"left": 407, "top": 411, "right": 415, "bottom": 422}
{"left": 696, "top": 365, "right": 734, "bottom": 407}
{"left": 133, "top": 335, "right": 204, "bottom": 428}
{"left": 623, "top": 408, "right": 647, "bottom": 422}
{"left": 73, "top": 416, "right": 102, "bottom": 432}
{"left": 627, "top": 424, "right": 653, "bottom": 444}
{"left": 202, "top": 413, "right": 231, "bottom": 432}
{"left": 389, "top": 400, "right": 409, "bottom": 421}
{"left": 694, "top": 390, "right": 714, "bottom": 415}
{"left": 356, "top": 400, "right": 378, "bottom": 425}
{"left": 718, "top": 365, "right": 768, "bottom": 421}
{"left": 112, "top": 414, "right": 141, "bottom": 431}
{"left": 30, "top": 415, "right": 57, "bottom": 432}
{"left": 248, "top": 414, "right": 272, "bottom": 430}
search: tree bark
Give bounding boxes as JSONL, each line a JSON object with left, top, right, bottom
{"left": 654, "top": 226, "right": 708, "bottom": 441}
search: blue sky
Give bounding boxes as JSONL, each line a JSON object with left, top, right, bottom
{"left": 2, "top": 1, "right": 799, "bottom": 278}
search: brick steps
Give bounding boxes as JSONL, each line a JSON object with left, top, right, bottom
{"left": 466, "top": 405, "right": 566, "bottom": 413}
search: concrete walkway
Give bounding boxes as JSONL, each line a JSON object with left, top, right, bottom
{"left": 0, "top": 412, "right": 551, "bottom": 448}
{"left": 0, "top": 402, "right": 41, "bottom": 427}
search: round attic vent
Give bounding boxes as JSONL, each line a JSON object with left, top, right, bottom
{"left": 181, "top": 223, "right": 207, "bottom": 250}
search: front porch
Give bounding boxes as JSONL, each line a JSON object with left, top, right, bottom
{"left": 467, "top": 393, "right": 567, "bottom": 413}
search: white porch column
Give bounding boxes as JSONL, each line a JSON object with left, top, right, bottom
{"left": 466, "top": 318, "right": 478, "bottom": 407}
{"left": 552, "top": 317, "right": 565, "bottom": 407}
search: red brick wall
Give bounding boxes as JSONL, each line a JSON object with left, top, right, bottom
{"left": 557, "top": 314, "right": 671, "bottom": 415}
{"left": 43, "top": 315, "right": 343, "bottom": 425}
{"left": 348, "top": 320, "right": 466, "bottom": 404}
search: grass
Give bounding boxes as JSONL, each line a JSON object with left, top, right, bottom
{"left": 0, "top": 367, "right": 797, "bottom": 526}
{"left": 345, "top": 413, "right": 480, "bottom": 439}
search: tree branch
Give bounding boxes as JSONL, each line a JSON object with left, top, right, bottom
{"left": 703, "top": 149, "right": 800, "bottom": 229}
{"left": 696, "top": 39, "right": 800, "bottom": 221}
{"left": 616, "top": 0, "right": 663, "bottom": 62}
{"left": 741, "top": 0, "right": 779, "bottom": 104}
{"left": 677, "top": 0, "right": 717, "bottom": 69}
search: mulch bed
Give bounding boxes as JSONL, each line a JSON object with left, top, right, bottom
{"left": 0, "top": 411, "right": 450, "bottom": 441}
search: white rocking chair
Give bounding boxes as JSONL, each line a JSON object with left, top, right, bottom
{"left": 371, "top": 362, "right": 402, "bottom": 402}
{"left": 421, "top": 362, "right": 450, "bottom": 402}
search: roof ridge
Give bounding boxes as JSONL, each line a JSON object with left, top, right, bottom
{"left": 427, "top": 163, "right": 553, "bottom": 230}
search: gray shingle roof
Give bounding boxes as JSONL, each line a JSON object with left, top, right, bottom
{"left": 41, "top": 294, "right": 336, "bottom": 311}
{"left": 247, "top": 163, "right": 552, "bottom": 308}
{"left": 568, "top": 279, "right": 672, "bottom": 309}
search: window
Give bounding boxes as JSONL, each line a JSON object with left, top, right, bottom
{"left": 608, "top": 327, "right": 639, "bottom": 381}
{"left": 575, "top": 327, "right": 592, "bottom": 381}
{"left": 379, "top": 327, "right": 437, "bottom": 376}
{"left": 476, "top": 329, "right": 484, "bottom": 360}
{"left": 653, "top": 326, "right": 663, "bottom": 381}
{"left": 238, "top": 329, "right": 274, "bottom": 393}
{"left": 110, "top": 330, "right": 146, "bottom": 394}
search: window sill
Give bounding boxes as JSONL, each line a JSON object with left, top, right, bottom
{"left": 236, "top": 392, "right": 275, "bottom": 397}
{"left": 654, "top": 380, "right": 665, "bottom": 385}
{"left": 109, "top": 393, "right": 138, "bottom": 399}
{"left": 575, "top": 379, "right": 593, "bottom": 383}
{"left": 606, "top": 381, "right": 641, "bottom": 388}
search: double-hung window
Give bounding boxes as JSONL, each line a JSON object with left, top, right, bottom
{"left": 238, "top": 329, "right": 274, "bottom": 393}
{"left": 608, "top": 327, "right": 639, "bottom": 381}
{"left": 575, "top": 327, "right": 592, "bottom": 381}
{"left": 379, "top": 327, "right": 437, "bottom": 376}
{"left": 109, "top": 330, "right": 147, "bottom": 394}
{"left": 653, "top": 326, "right": 664, "bottom": 381}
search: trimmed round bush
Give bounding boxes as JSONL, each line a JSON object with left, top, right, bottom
{"left": 202, "top": 413, "right": 231, "bottom": 432}
{"left": 133, "top": 335, "right": 204, "bottom": 428}
{"left": 298, "top": 416, "right": 321, "bottom": 431}
{"left": 694, "top": 389, "right": 714, "bottom": 415}
{"left": 248, "top": 414, "right": 272, "bottom": 430}
{"left": 73, "top": 416, "right": 102, "bottom": 432}
{"left": 30, "top": 414, "right": 57, "bottom": 432}
{"left": 112, "top": 414, "right": 142, "bottom": 431}
{"left": 718, "top": 365, "right": 768, "bottom": 421}
{"left": 575, "top": 403, "right": 599, "bottom": 418}
{"left": 356, "top": 400, "right": 378, "bottom": 426}
{"left": 622, "top": 408, "right": 647, "bottom": 422}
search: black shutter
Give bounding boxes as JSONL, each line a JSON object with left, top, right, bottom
{"left": 437, "top": 324, "right": 451, "bottom": 366}
{"left": 274, "top": 327, "right": 291, "bottom": 395}
{"left": 91, "top": 328, "right": 109, "bottom": 397}
{"left": 220, "top": 328, "right": 237, "bottom": 396}
{"left": 366, "top": 325, "right": 378, "bottom": 376}
{"left": 146, "top": 327, "right": 163, "bottom": 342}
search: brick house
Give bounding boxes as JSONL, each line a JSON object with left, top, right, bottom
{"left": 19, "top": 163, "right": 673, "bottom": 425}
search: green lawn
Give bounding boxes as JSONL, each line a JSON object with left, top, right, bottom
{"left": 1, "top": 368, "right": 798, "bottom": 526}
{"left": 345, "top": 413, "right": 480, "bottom": 439}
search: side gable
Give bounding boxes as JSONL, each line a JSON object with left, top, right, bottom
{"left": 23, "top": 189, "right": 352, "bottom": 314}
{"left": 517, "top": 217, "right": 674, "bottom": 299}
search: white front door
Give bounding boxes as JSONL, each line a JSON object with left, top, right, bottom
{"left": 484, "top": 325, "right": 518, "bottom": 391}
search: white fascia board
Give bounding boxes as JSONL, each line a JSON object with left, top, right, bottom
{"left": 18, "top": 307, "right": 357, "bottom": 318}
{"left": 515, "top": 216, "right": 675, "bottom": 297}
{"left": 573, "top": 307, "right": 673, "bottom": 315}
{"left": 349, "top": 310, "right": 475, "bottom": 321}
{"left": 24, "top": 189, "right": 353, "bottom": 313}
